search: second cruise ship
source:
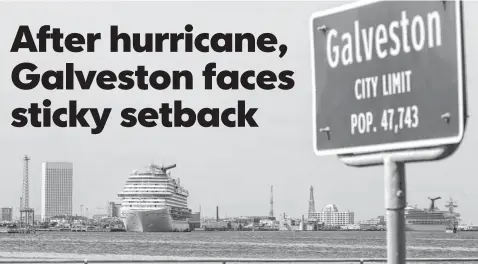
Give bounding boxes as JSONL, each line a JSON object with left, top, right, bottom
{"left": 118, "top": 163, "right": 192, "bottom": 232}
{"left": 405, "top": 197, "right": 460, "bottom": 232}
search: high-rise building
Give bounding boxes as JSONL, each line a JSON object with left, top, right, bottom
{"left": 41, "top": 162, "right": 73, "bottom": 221}
{"left": 1, "top": 207, "right": 12, "bottom": 222}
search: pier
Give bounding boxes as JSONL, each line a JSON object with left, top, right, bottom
{"left": 0, "top": 227, "right": 125, "bottom": 233}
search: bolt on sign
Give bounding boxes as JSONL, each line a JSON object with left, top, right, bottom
{"left": 310, "top": 0, "right": 466, "bottom": 156}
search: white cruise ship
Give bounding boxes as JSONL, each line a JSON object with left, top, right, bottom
{"left": 117, "top": 164, "right": 192, "bottom": 232}
{"left": 405, "top": 197, "right": 460, "bottom": 232}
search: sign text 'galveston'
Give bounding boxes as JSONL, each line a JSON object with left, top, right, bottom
{"left": 311, "top": 0, "right": 466, "bottom": 156}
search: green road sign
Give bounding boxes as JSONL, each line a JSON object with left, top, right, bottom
{"left": 311, "top": 0, "right": 466, "bottom": 156}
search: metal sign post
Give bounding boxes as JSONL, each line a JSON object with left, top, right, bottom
{"left": 340, "top": 147, "right": 448, "bottom": 264}
{"left": 384, "top": 157, "right": 406, "bottom": 264}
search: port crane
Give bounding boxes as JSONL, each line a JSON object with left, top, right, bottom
{"left": 428, "top": 196, "right": 441, "bottom": 211}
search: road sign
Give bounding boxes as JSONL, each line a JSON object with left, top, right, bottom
{"left": 310, "top": 0, "right": 466, "bottom": 156}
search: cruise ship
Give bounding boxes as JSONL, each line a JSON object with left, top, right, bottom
{"left": 405, "top": 197, "right": 460, "bottom": 232}
{"left": 117, "top": 163, "right": 192, "bottom": 232}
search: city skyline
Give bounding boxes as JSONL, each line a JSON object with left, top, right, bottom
{"left": 0, "top": 159, "right": 462, "bottom": 223}
{"left": 1, "top": 157, "right": 365, "bottom": 221}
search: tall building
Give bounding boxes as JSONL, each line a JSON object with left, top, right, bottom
{"left": 41, "top": 162, "right": 73, "bottom": 221}
{"left": 1, "top": 207, "right": 12, "bottom": 222}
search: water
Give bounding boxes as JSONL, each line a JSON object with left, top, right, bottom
{"left": 1, "top": 231, "right": 478, "bottom": 261}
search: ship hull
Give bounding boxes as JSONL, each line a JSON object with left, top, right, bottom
{"left": 121, "top": 208, "right": 190, "bottom": 232}
{"left": 405, "top": 224, "right": 448, "bottom": 232}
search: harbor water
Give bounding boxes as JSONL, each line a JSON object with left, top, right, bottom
{"left": 1, "top": 231, "right": 478, "bottom": 261}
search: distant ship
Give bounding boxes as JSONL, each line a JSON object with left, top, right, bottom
{"left": 405, "top": 197, "right": 460, "bottom": 232}
{"left": 118, "top": 164, "right": 192, "bottom": 232}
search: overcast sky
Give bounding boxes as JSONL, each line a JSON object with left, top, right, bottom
{"left": 1, "top": 1, "right": 478, "bottom": 223}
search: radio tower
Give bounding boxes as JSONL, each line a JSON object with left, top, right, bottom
{"left": 20, "top": 155, "right": 34, "bottom": 232}
{"left": 269, "top": 185, "right": 274, "bottom": 218}
{"left": 308, "top": 186, "right": 315, "bottom": 219}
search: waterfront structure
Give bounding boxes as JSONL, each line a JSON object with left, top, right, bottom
{"left": 309, "top": 204, "right": 354, "bottom": 226}
{"left": 189, "top": 212, "right": 201, "bottom": 229}
{"left": 41, "top": 162, "right": 73, "bottom": 221}
{"left": 362, "top": 216, "right": 386, "bottom": 225}
{"left": 234, "top": 216, "right": 276, "bottom": 223}
{"left": 93, "top": 214, "right": 108, "bottom": 221}
{"left": 108, "top": 202, "right": 121, "bottom": 217}
{"left": 405, "top": 197, "right": 460, "bottom": 231}
{"left": 308, "top": 186, "right": 315, "bottom": 219}
{"left": 118, "top": 164, "right": 192, "bottom": 232}
{"left": 1, "top": 207, "right": 12, "bottom": 222}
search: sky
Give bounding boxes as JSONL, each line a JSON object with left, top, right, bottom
{"left": 1, "top": 0, "right": 478, "bottom": 223}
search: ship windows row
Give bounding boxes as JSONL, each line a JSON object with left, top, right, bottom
{"left": 408, "top": 220, "right": 453, "bottom": 225}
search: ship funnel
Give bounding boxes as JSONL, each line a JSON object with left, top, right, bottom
{"left": 162, "top": 164, "right": 177, "bottom": 171}
{"left": 149, "top": 164, "right": 177, "bottom": 174}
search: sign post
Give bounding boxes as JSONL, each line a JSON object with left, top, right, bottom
{"left": 310, "top": 0, "right": 466, "bottom": 263}
{"left": 339, "top": 147, "right": 446, "bottom": 264}
{"left": 384, "top": 157, "right": 406, "bottom": 264}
